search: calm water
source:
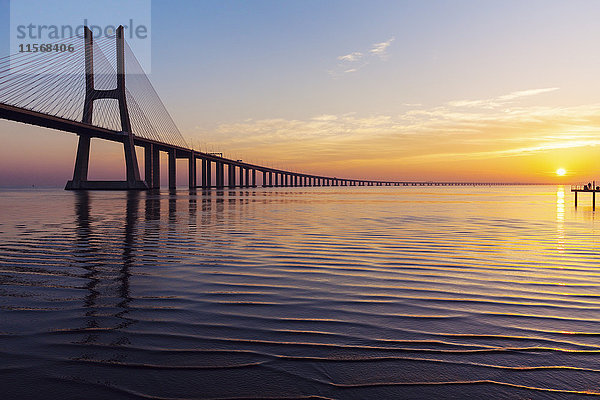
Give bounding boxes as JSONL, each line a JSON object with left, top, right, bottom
{"left": 1, "top": 186, "right": 600, "bottom": 399}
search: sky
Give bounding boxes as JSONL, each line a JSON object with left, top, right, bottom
{"left": 1, "top": 0, "right": 600, "bottom": 186}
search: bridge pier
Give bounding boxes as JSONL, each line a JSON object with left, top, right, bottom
{"left": 201, "top": 159, "right": 207, "bottom": 188}
{"left": 206, "top": 160, "right": 212, "bottom": 188}
{"left": 189, "top": 154, "right": 196, "bottom": 188}
{"left": 168, "top": 149, "right": 176, "bottom": 189}
{"left": 213, "top": 162, "right": 219, "bottom": 188}
{"left": 217, "top": 162, "right": 225, "bottom": 188}
{"left": 144, "top": 143, "right": 158, "bottom": 189}
{"left": 68, "top": 135, "right": 91, "bottom": 188}
{"left": 229, "top": 164, "right": 235, "bottom": 188}
{"left": 152, "top": 147, "right": 160, "bottom": 189}
{"left": 65, "top": 135, "right": 147, "bottom": 190}
{"left": 65, "top": 26, "right": 147, "bottom": 191}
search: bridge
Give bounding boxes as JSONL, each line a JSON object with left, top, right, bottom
{"left": 1, "top": 26, "right": 517, "bottom": 190}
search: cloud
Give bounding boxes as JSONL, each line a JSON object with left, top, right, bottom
{"left": 337, "top": 52, "right": 363, "bottom": 62}
{"left": 331, "top": 37, "right": 395, "bottom": 77}
{"left": 448, "top": 87, "right": 560, "bottom": 108}
{"left": 369, "top": 37, "right": 395, "bottom": 58}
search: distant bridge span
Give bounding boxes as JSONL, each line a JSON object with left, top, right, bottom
{"left": 0, "top": 26, "right": 522, "bottom": 190}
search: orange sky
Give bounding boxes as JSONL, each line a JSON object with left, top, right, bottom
{"left": 2, "top": 1, "right": 600, "bottom": 186}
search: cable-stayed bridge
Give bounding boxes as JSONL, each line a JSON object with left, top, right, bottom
{"left": 1, "top": 26, "right": 512, "bottom": 190}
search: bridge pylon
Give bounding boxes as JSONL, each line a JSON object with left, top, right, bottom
{"left": 66, "top": 26, "right": 148, "bottom": 190}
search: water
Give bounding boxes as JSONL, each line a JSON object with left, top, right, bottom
{"left": 1, "top": 186, "right": 600, "bottom": 399}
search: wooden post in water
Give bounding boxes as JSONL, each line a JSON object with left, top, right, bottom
{"left": 595, "top": 181, "right": 597, "bottom": 211}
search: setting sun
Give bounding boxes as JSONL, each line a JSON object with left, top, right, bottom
{"left": 556, "top": 168, "right": 567, "bottom": 176}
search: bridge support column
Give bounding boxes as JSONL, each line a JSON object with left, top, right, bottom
{"left": 215, "top": 162, "right": 221, "bottom": 188}
{"left": 216, "top": 162, "right": 224, "bottom": 188}
{"left": 152, "top": 146, "right": 160, "bottom": 189}
{"left": 144, "top": 144, "right": 155, "bottom": 189}
{"left": 220, "top": 163, "right": 225, "bottom": 188}
{"left": 168, "top": 149, "right": 176, "bottom": 189}
{"left": 206, "top": 160, "right": 212, "bottom": 188}
{"left": 67, "top": 135, "right": 91, "bottom": 189}
{"left": 228, "top": 164, "right": 235, "bottom": 188}
{"left": 189, "top": 154, "right": 196, "bottom": 188}
{"left": 244, "top": 168, "right": 250, "bottom": 188}
{"left": 252, "top": 169, "right": 256, "bottom": 187}
{"left": 201, "top": 159, "right": 207, "bottom": 188}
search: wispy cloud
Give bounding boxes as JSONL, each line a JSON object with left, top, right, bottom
{"left": 337, "top": 52, "right": 363, "bottom": 62}
{"left": 448, "top": 87, "right": 559, "bottom": 108}
{"left": 331, "top": 37, "right": 395, "bottom": 77}
{"left": 498, "top": 87, "right": 559, "bottom": 101}
{"left": 369, "top": 37, "right": 395, "bottom": 59}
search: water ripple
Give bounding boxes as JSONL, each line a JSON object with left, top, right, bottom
{"left": 1, "top": 187, "right": 600, "bottom": 398}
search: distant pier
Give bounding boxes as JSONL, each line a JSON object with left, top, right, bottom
{"left": 571, "top": 183, "right": 599, "bottom": 209}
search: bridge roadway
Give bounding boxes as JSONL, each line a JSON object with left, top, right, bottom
{"left": 0, "top": 102, "right": 523, "bottom": 190}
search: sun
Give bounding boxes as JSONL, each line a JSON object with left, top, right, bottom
{"left": 556, "top": 168, "right": 567, "bottom": 176}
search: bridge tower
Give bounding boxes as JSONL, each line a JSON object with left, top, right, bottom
{"left": 66, "top": 26, "right": 148, "bottom": 190}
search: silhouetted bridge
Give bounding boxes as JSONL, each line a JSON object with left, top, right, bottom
{"left": 0, "top": 26, "right": 520, "bottom": 190}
